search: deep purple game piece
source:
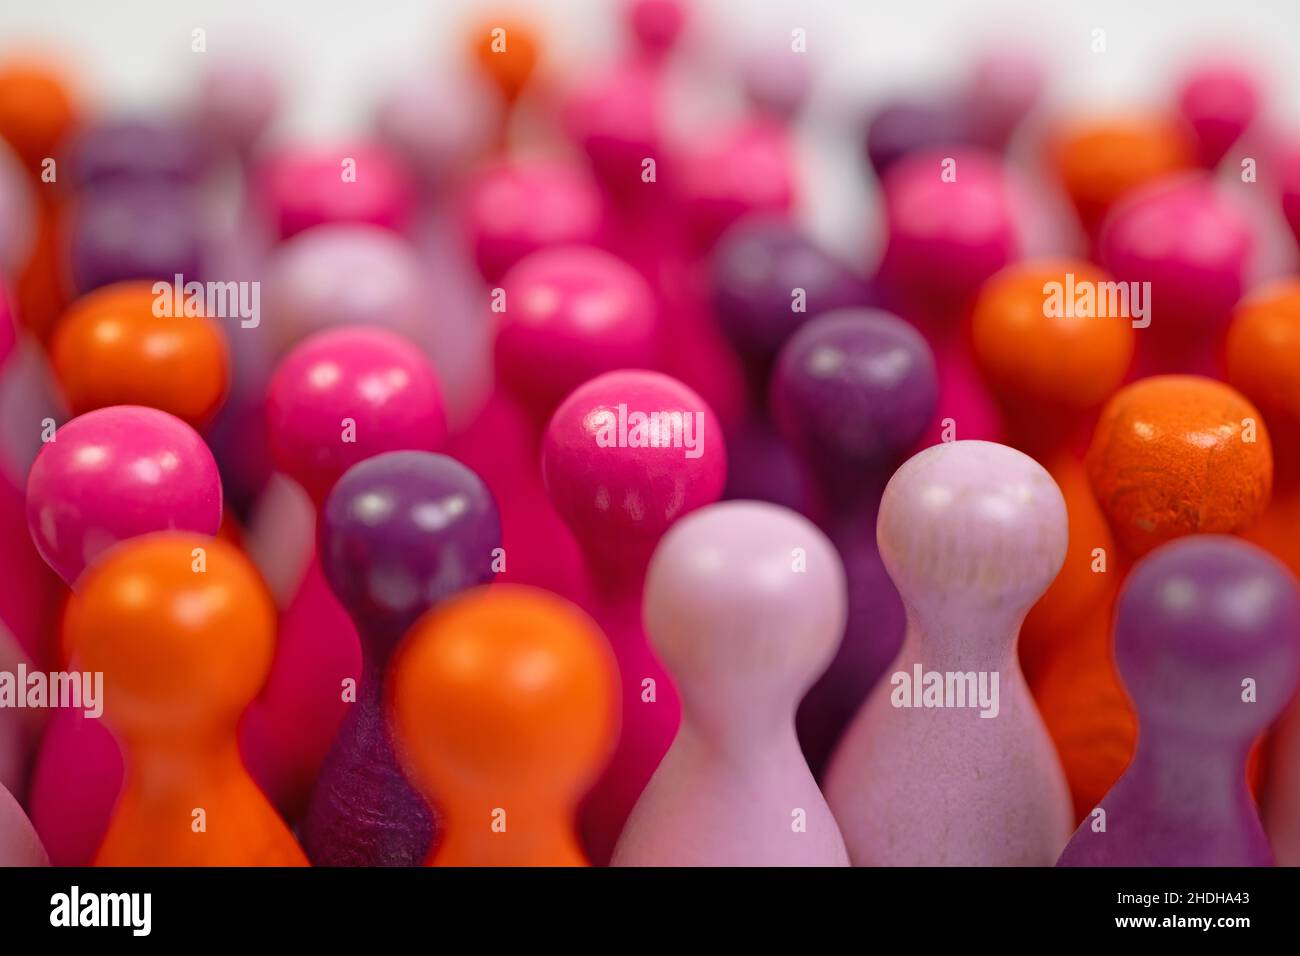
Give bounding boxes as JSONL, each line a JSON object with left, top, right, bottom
{"left": 1057, "top": 536, "right": 1300, "bottom": 867}
{"left": 65, "top": 117, "right": 213, "bottom": 189}
{"left": 864, "top": 99, "right": 972, "bottom": 178}
{"left": 300, "top": 450, "right": 502, "bottom": 866}
{"left": 770, "top": 308, "right": 938, "bottom": 775}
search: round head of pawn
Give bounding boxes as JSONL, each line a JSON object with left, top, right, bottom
{"left": 972, "top": 260, "right": 1134, "bottom": 415}
{"left": 542, "top": 370, "right": 726, "bottom": 574}
{"left": 1047, "top": 115, "right": 1195, "bottom": 236}
{"left": 678, "top": 119, "right": 796, "bottom": 251}
{"left": 712, "top": 217, "right": 870, "bottom": 368}
{"left": 864, "top": 99, "right": 972, "bottom": 178}
{"left": 959, "top": 48, "right": 1046, "bottom": 150}
{"left": 644, "top": 501, "right": 846, "bottom": 732}
{"left": 469, "top": 18, "right": 540, "bottom": 106}
{"left": 67, "top": 533, "right": 275, "bottom": 745}
{"left": 1176, "top": 60, "right": 1261, "bottom": 168}
{"left": 1226, "top": 281, "right": 1300, "bottom": 462}
{"left": 879, "top": 148, "right": 1018, "bottom": 313}
{"left": 264, "top": 223, "right": 427, "bottom": 356}
{"left": 0, "top": 59, "right": 79, "bottom": 175}
{"left": 196, "top": 56, "right": 281, "bottom": 154}
{"left": 52, "top": 280, "right": 230, "bottom": 428}
{"left": 1086, "top": 376, "right": 1272, "bottom": 558}
{"left": 390, "top": 584, "right": 618, "bottom": 812}
{"left": 770, "top": 309, "right": 937, "bottom": 489}
{"left": 1116, "top": 536, "right": 1300, "bottom": 744}
{"left": 742, "top": 47, "right": 813, "bottom": 119}
{"left": 496, "top": 246, "right": 658, "bottom": 415}
{"left": 626, "top": 0, "right": 686, "bottom": 59}
{"left": 258, "top": 142, "right": 414, "bottom": 241}
{"left": 319, "top": 452, "right": 501, "bottom": 649}
{"left": 26, "top": 406, "right": 222, "bottom": 587}
{"left": 1098, "top": 173, "right": 1252, "bottom": 333}
{"left": 267, "top": 327, "right": 447, "bottom": 507}
{"left": 560, "top": 63, "right": 661, "bottom": 193}
{"left": 877, "top": 440, "right": 1068, "bottom": 631}
{"left": 463, "top": 157, "right": 606, "bottom": 283}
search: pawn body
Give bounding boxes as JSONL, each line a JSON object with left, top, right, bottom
{"left": 613, "top": 502, "right": 849, "bottom": 866}
{"left": 1059, "top": 537, "right": 1300, "bottom": 866}
{"left": 825, "top": 441, "right": 1072, "bottom": 865}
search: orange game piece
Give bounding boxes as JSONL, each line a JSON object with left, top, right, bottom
{"left": 390, "top": 584, "right": 618, "bottom": 866}
{"left": 0, "top": 59, "right": 78, "bottom": 176}
{"left": 1036, "top": 375, "right": 1273, "bottom": 817}
{"left": 971, "top": 259, "right": 1134, "bottom": 682}
{"left": 51, "top": 281, "right": 230, "bottom": 428}
{"left": 471, "top": 18, "right": 540, "bottom": 107}
{"left": 66, "top": 533, "right": 306, "bottom": 866}
{"left": 1047, "top": 115, "right": 1195, "bottom": 238}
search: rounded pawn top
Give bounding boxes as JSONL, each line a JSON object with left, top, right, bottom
{"left": 257, "top": 142, "right": 415, "bottom": 241}
{"left": 0, "top": 58, "right": 79, "bottom": 175}
{"left": 496, "top": 245, "right": 658, "bottom": 414}
{"left": 959, "top": 48, "right": 1046, "bottom": 151}
{"left": 470, "top": 18, "right": 541, "bottom": 106}
{"left": 711, "top": 217, "right": 870, "bottom": 365}
{"left": 770, "top": 309, "right": 937, "bottom": 488}
{"left": 52, "top": 280, "right": 230, "bottom": 428}
{"left": 864, "top": 99, "right": 972, "bottom": 178}
{"left": 879, "top": 148, "right": 1018, "bottom": 312}
{"left": 972, "top": 259, "right": 1134, "bottom": 412}
{"left": 67, "top": 533, "right": 275, "bottom": 743}
{"left": 318, "top": 451, "right": 502, "bottom": 644}
{"left": 1086, "top": 375, "right": 1272, "bottom": 558}
{"left": 626, "top": 0, "right": 686, "bottom": 59}
{"left": 266, "top": 327, "right": 447, "bottom": 506}
{"left": 1098, "top": 173, "right": 1253, "bottom": 332}
{"left": 463, "top": 156, "right": 606, "bottom": 283}
{"left": 1175, "top": 61, "right": 1261, "bottom": 168}
{"left": 877, "top": 440, "right": 1068, "bottom": 622}
{"left": 26, "top": 406, "right": 222, "bottom": 587}
{"left": 1047, "top": 115, "right": 1195, "bottom": 235}
{"left": 389, "top": 584, "right": 617, "bottom": 833}
{"left": 194, "top": 56, "right": 281, "bottom": 154}
{"left": 1226, "top": 281, "right": 1300, "bottom": 458}
{"left": 644, "top": 501, "right": 846, "bottom": 723}
{"left": 542, "top": 370, "right": 726, "bottom": 570}
{"left": 1116, "top": 535, "right": 1300, "bottom": 740}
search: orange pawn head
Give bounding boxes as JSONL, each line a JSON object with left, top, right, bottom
{"left": 390, "top": 584, "right": 618, "bottom": 866}
{"left": 67, "top": 533, "right": 305, "bottom": 866}
{"left": 471, "top": 19, "right": 540, "bottom": 106}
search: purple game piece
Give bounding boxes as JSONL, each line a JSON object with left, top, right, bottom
{"left": 770, "top": 308, "right": 938, "bottom": 774}
{"left": 864, "top": 99, "right": 972, "bottom": 178}
{"left": 300, "top": 450, "right": 502, "bottom": 866}
{"left": 1058, "top": 535, "right": 1300, "bottom": 867}
{"left": 65, "top": 118, "right": 213, "bottom": 190}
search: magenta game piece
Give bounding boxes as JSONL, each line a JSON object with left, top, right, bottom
{"left": 258, "top": 142, "right": 415, "bottom": 241}
{"left": 1176, "top": 61, "right": 1262, "bottom": 169}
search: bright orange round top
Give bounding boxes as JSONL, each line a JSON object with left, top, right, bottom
{"left": 1226, "top": 280, "right": 1300, "bottom": 431}
{"left": 390, "top": 584, "right": 617, "bottom": 865}
{"left": 471, "top": 19, "right": 540, "bottom": 104}
{"left": 972, "top": 259, "right": 1135, "bottom": 413}
{"left": 1086, "top": 375, "right": 1272, "bottom": 557}
{"left": 52, "top": 281, "right": 230, "bottom": 428}
{"left": 66, "top": 533, "right": 275, "bottom": 744}
{"left": 1048, "top": 116, "right": 1194, "bottom": 233}
{"left": 0, "top": 60, "right": 78, "bottom": 175}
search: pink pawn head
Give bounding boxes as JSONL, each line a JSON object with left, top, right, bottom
{"left": 678, "top": 119, "right": 796, "bottom": 251}
{"left": 877, "top": 440, "right": 1067, "bottom": 633}
{"left": 1176, "top": 61, "right": 1261, "bottom": 169}
{"left": 879, "top": 149, "right": 1019, "bottom": 314}
{"left": 258, "top": 142, "right": 415, "bottom": 241}
{"left": 496, "top": 246, "right": 658, "bottom": 414}
{"left": 1099, "top": 173, "right": 1253, "bottom": 336}
{"left": 1116, "top": 536, "right": 1300, "bottom": 744}
{"left": 374, "top": 74, "right": 499, "bottom": 192}
{"left": 26, "top": 406, "right": 223, "bottom": 587}
{"left": 560, "top": 64, "right": 662, "bottom": 194}
{"left": 266, "top": 327, "right": 447, "bottom": 506}
{"left": 626, "top": 0, "right": 686, "bottom": 59}
{"left": 195, "top": 56, "right": 281, "bottom": 154}
{"left": 960, "top": 48, "right": 1046, "bottom": 150}
{"left": 742, "top": 49, "right": 814, "bottom": 119}
{"left": 463, "top": 156, "right": 606, "bottom": 283}
{"left": 264, "top": 223, "right": 427, "bottom": 356}
{"left": 644, "top": 501, "right": 846, "bottom": 732}
{"left": 542, "top": 370, "right": 726, "bottom": 572}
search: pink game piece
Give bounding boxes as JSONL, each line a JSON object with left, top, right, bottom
{"left": 825, "top": 440, "right": 1072, "bottom": 864}
{"left": 1176, "top": 61, "right": 1262, "bottom": 169}
{"left": 626, "top": 0, "right": 686, "bottom": 60}
{"left": 1098, "top": 173, "right": 1253, "bottom": 376}
{"left": 613, "top": 501, "right": 849, "bottom": 866}
{"left": 542, "top": 370, "right": 727, "bottom": 864}
{"left": 258, "top": 142, "right": 416, "bottom": 241}
{"left": 247, "top": 326, "right": 447, "bottom": 817}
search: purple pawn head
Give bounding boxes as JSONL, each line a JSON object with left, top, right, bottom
{"left": 864, "top": 99, "right": 972, "bottom": 178}
{"left": 1116, "top": 535, "right": 1300, "bottom": 743}
{"left": 318, "top": 451, "right": 501, "bottom": 649}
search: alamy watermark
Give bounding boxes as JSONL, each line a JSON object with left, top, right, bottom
{"left": 152, "top": 274, "right": 261, "bottom": 328}
{"left": 890, "top": 664, "right": 1000, "bottom": 718}
{"left": 0, "top": 665, "right": 103, "bottom": 718}
{"left": 592, "top": 403, "right": 705, "bottom": 459}
{"left": 1043, "top": 273, "right": 1150, "bottom": 329}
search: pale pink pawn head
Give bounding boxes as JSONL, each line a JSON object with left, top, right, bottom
{"left": 644, "top": 501, "right": 846, "bottom": 727}
{"left": 877, "top": 440, "right": 1067, "bottom": 627}
{"left": 496, "top": 245, "right": 658, "bottom": 414}
{"left": 26, "top": 406, "right": 223, "bottom": 588}
{"left": 542, "top": 370, "right": 726, "bottom": 571}
{"left": 266, "top": 326, "right": 447, "bottom": 506}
